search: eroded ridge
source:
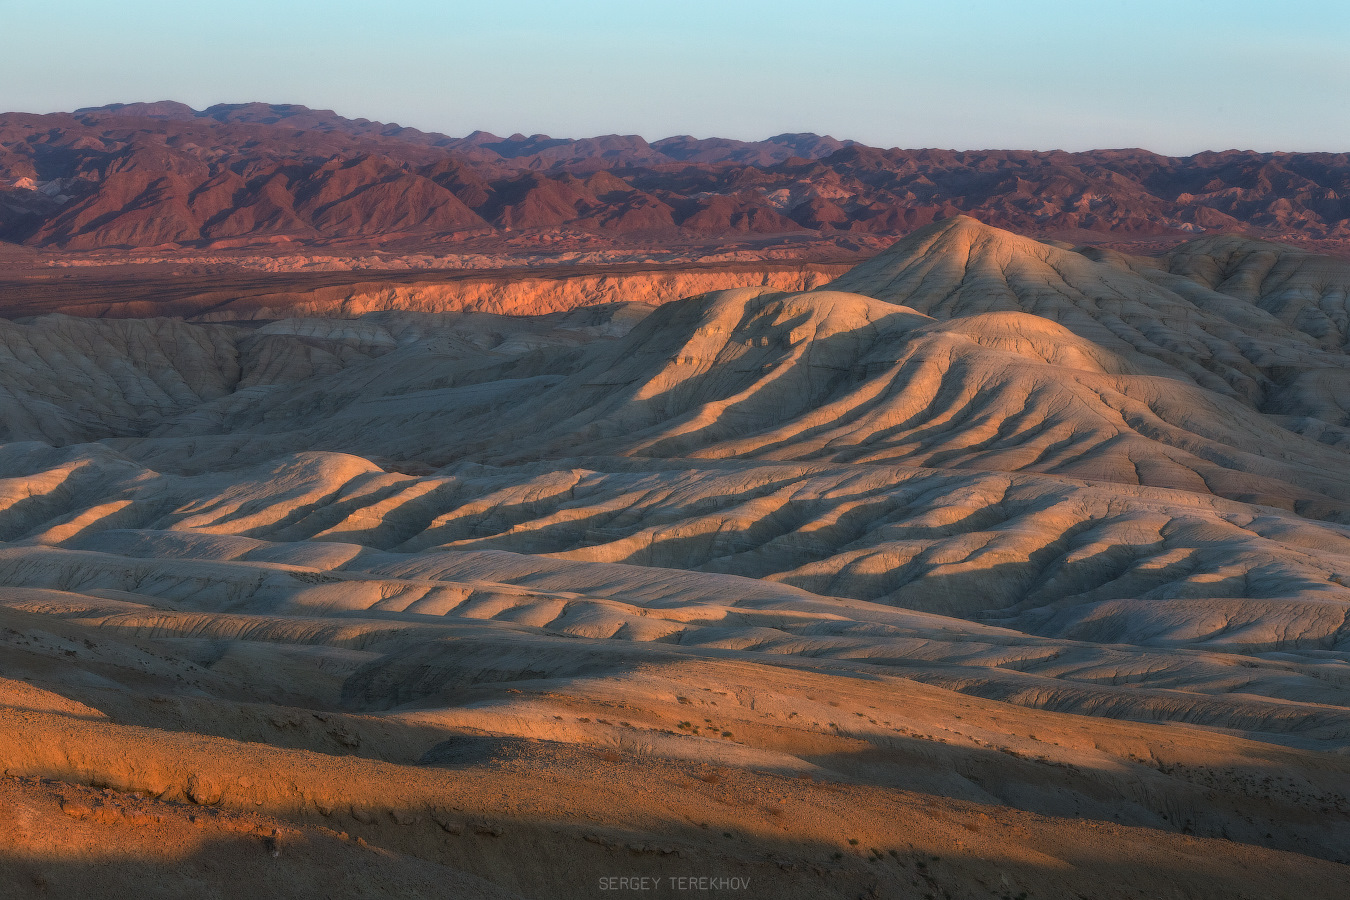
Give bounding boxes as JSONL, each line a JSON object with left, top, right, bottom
{"left": 2, "top": 218, "right": 1349, "bottom": 898}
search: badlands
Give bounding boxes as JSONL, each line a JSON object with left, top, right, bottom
{"left": 1, "top": 216, "right": 1349, "bottom": 898}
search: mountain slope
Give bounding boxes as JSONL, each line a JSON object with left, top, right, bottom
{"left": 3, "top": 217, "right": 1350, "bottom": 896}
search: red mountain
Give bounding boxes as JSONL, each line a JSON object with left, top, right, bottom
{"left": 1, "top": 102, "right": 1347, "bottom": 251}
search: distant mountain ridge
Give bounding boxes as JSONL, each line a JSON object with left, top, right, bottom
{"left": 71, "top": 101, "right": 857, "bottom": 169}
{"left": 0, "top": 101, "right": 1346, "bottom": 250}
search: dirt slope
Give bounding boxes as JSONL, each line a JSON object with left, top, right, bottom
{"left": 1, "top": 218, "right": 1349, "bottom": 897}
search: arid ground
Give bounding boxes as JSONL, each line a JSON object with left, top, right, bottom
{"left": 0, "top": 209, "right": 1349, "bottom": 898}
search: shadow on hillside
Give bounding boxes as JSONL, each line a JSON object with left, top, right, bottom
{"left": 1, "top": 797, "right": 1345, "bottom": 900}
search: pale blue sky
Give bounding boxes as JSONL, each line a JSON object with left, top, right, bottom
{"left": 3, "top": 0, "right": 1347, "bottom": 154}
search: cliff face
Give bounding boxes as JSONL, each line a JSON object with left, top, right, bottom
{"left": 186, "top": 265, "right": 848, "bottom": 320}
{"left": 0, "top": 261, "right": 852, "bottom": 320}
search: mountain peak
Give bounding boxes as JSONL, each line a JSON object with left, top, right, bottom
{"left": 75, "top": 100, "right": 199, "bottom": 120}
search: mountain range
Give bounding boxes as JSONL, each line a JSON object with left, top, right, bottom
{"left": 1, "top": 102, "right": 1347, "bottom": 251}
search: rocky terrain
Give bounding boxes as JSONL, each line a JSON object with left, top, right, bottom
{"left": 1, "top": 102, "right": 1348, "bottom": 255}
{"left": 0, "top": 216, "right": 1348, "bottom": 897}
{"left": 0, "top": 259, "right": 850, "bottom": 321}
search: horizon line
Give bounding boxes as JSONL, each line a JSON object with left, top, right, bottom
{"left": 4, "top": 99, "right": 1347, "bottom": 160}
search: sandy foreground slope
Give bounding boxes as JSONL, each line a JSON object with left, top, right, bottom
{"left": 1, "top": 217, "right": 1349, "bottom": 898}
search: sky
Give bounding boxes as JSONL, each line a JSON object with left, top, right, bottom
{"left": 3, "top": 0, "right": 1348, "bottom": 155}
